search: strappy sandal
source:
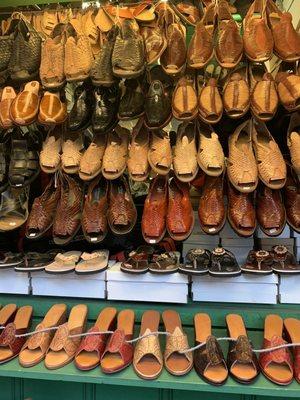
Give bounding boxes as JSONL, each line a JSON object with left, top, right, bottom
{"left": 9, "top": 129, "right": 41, "bottom": 188}
{"left": 75, "top": 307, "right": 117, "bottom": 371}
{"left": 226, "top": 314, "right": 259, "bottom": 384}
{"left": 149, "top": 252, "right": 179, "bottom": 274}
{"left": 271, "top": 245, "right": 300, "bottom": 274}
{"left": 162, "top": 310, "right": 193, "bottom": 376}
{"left": 241, "top": 250, "right": 273, "bottom": 275}
{"left": 121, "top": 246, "right": 154, "bottom": 274}
{"left": 0, "top": 305, "right": 33, "bottom": 364}
{"left": 194, "top": 313, "right": 228, "bottom": 385}
{"left": 45, "top": 304, "right": 88, "bottom": 370}
{"left": 179, "top": 248, "right": 210, "bottom": 275}
{"left": 259, "top": 315, "right": 294, "bottom": 386}
{"left": 133, "top": 310, "right": 163, "bottom": 380}
{"left": 19, "top": 304, "right": 67, "bottom": 367}
{"left": 101, "top": 309, "right": 135, "bottom": 374}
{"left": 284, "top": 318, "right": 300, "bottom": 384}
{"left": 209, "top": 247, "right": 241, "bottom": 277}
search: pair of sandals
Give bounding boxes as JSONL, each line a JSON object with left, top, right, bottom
{"left": 180, "top": 247, "right": 241, "bottom": 276}
{"left": 121, "top": 246, "right": 179, "bottom": 274}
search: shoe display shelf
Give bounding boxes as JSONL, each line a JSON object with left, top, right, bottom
{"left": 0, "top": 294, "right": 299, "bottom": 400}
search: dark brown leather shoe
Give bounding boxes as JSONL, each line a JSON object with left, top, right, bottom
{"left": 82, "top": 176, "right": 108, "bottom": 243}
{"left": 26, "top": 177, "right": 60, "bottom": 239}
{"left": 167, "top": 177, "right": 194, "bottom": 241}
{"left": 145, "top": 80, "right": 172, "bottom": 129}
{"left": 187, "top": 3, "right": 214, "bottom": 69}
{"left": 284, "top": 166, "right": 300, "bottom": 233}
{"left": 159, "top": 8, "right": 186, "bottom": 75}
{"left": 107, "top": 176, "right": 137, "bottom": 235}
{"left": 256, "top": 183, "right": 286, "bottom": 237}
{"left": 243, "top": 0, "right": 273, "bottom": 62}
{"left": 215, "top": 0, "right": 243, "bottom": 69}
{"left": 198, "top": 175, "right": 225, "bottom": 234}
{"left": 53, "top": 174, "right": 83, "bottom": 245}
{"left": 227, "top": 182, "right": 256, "bottom": 238}
{"left": 142, "top": 175, "right": 168, "bottom": 243}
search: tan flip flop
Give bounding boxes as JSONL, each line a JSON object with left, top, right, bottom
{"left": 101, "top": 309, "right": 135, "bottom": 374}
{"left": 45, "top": 304, "right": 88, "bottom": 370}
{"left": 0, "top": 304, "right": 17, "bottom": 327}
{"left": 259, "top": 315, "right": 293, "bottom": 385}
{"left": 162, "top": 310, "right": 193, "bottom": 376}
{"left": 226, "top": 314, "right": 259, "bottom": 384}
{"left": 284, "top": 318, "right": 300, "bottom": 383}
{"left": 194, "top": 313, "right": 228, "bottom": 385}
{"left": 0, "top": 305, "right": 33, "bottom": 364}
{"left": 133, "top": 310, "right": 163, "bottom": 380}
{"left": 10, "top": 81, "right": 40, "bottom": 126}
{"left": 75, "top": 307, "right": 117, "bottom": 370}
{"left": 19, "top": 304, "right": 67, "bottom": 367}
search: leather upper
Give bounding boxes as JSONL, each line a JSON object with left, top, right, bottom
{"left": 284, "top": 168, "right": 300, "bottom": 232}
{"left": 145, "top": 80, "right": 171, "bottom": 128}
{"left": 256, "top": 184, "right": 285, "bottom": 230}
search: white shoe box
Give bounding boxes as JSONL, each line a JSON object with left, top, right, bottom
{"left": 256, "top": 225, "right": 291, "bottom": 239}
{"left": 279, "top": 275, "right": 300, "bottom": 304}
{"left": 31, "top": 261, "right": 115, "bottom": 299}
{"left": 192, "top": 274, "right": 278, "bottom": 304}
{"left": 0, "top": 270, "right": 30, "bottom": 294}
{"left": 296, "top": 238, "right": 300, "bottom": 261}
{"left": 106, "top": 263, "right": 189, "bottom": 304}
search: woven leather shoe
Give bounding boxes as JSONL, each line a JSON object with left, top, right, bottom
{"left": 198, "top": 174, "right": 225, "bottom": 234}
{"left": 243, "top": 0, "right": 273, "bottom": 62}
{"left": 276, "top": 62, "right": 300, "bottom": 112}
{"left": 284, "top": 166, "right": 300, "bottom": 233}
{"left": 287, "top": 112, "right": 300, "bottom": 174}
{"left": 68, "top": 82, "right": 94, "bottom": 131}
{"left": 227, "top": 181, "right": 256, "bottom": 237}
{"left": 256, "top": 182, "right": 286, "bottom": 237}
{"left": 172, "top": 75, "right": 198, "bottom": 121}
{"left": 118, "top": 79, "right": 144, "bottom": 120}
{"left": 252, "top": 119, "right": 286, "bottom": 190}
{"left": 227, "top": 120, "right": 258, "bottom": 193}
{"left": 82, "top": 176, "right": 109, "bottom": 243}
{"left": 107, "top": 177, "right": 137, "bottom": 235}
{"left": 167, "top": 177, "right": 194, "bottom": 241}
{"left": 145, "top": 80, "right": 172, "bottom": 130}
{"left": 26, "top": 177, "right": 60, "bottom": 240}
{"left": 127, "top": 118, "right": 150, "bottom": 182}
{"left": 142, "top": 175, "right": 168, "bottom": 244}
{"left": 223, "top": 65, "right": 250, "bottom": 119}
{"left": 198, "top": 71, "right": 223, "bottom": 124}
{"left": 92, "top": 84, "right": 120, "bottom": 134}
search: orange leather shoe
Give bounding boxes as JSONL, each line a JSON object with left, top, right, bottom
{"left": 0, "top": 87, "right": 16, "bottom": 129}
{"left": 10, "top": 81, "right": 40, "bottom": 126}
{"left": 38, "top": 91, "right": 67, "bottom": 126}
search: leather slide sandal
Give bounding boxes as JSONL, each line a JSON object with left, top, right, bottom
{"left": 101, "top": 309, "right": 135, "bottom": 374}
{"left": 0, "top": 87, "right": 16, "bottom": 129}
{"left": 226, "top": 314, "right": 259, "bottom": 384}
{"left": 19, "top": 304, "right": 67, "bottom": 367}
{"left": 194, "top": 313, "right": 228, "bottom": 385}
{"left": 162, "top": 310, "right": 193, "bottom": 376}
{"left": 284, "top": 318, "right": 300, "bottom": 384}
{"left": 75, "top": 307, "right": 117, "bottom": 371}
{"left": 0, "top": 304, "right": 17, "bottom": 327}
{"left": 45, "top": 304, "right": 88, "bottom": 370}
{"left": 10, "top": 81, "right": 40, "bottom": 126}
{"left": 133, "top": 310, "right": 163, "bottom": 380}
{"left": 259, "top": 315, "right": 293, "bottom": 386}
{"left": 0, "top": 305, "right": 33, "bottom": 364}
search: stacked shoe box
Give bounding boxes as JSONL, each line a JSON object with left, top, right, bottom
{"left": 0, "top": 270, "right": 30, "bottom": 294}
{"left": 31, "top": 261, "right": 115, "bottom": 298}
{"left": 279, "top": 229, "right": 300, "bottom": 304}
{"left": 106, "top": 263, "right": 189, "bottom": 304}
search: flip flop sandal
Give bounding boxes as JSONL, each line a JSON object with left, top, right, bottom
{"left": 121, "top": 246, "right": 154, "bottom": 274}
{"left": 133, "top": 310, "right": 163, "bottom": 380}
{"left": 15, "top": 252, "right": 59, "bottom": 273}
{"left": 162, "top": 310, "right": 193, "bottom": 376}
{"left": 271, "top": 245, "right": 300, "bottom": 274}
{"left": 101, "top": 309, "right": 135, "bottom": 374}
{"left": 179, "top": 249, "right": 210, "bottom": 275}
{"left": 45, "top": 304, "right": 88, "bottom": 370}
{"left": 209, "top": 247, "right": 241, "bottom": 277}
{"left": 0, "top": 305, "right": 33, "bottom": 364}
{"left": 0, "top": 304, "right": 17, "bottom": 327}
{"left": 259, "top": 315, "right": 294, "bottom": 386}
{"left": 0, "top": 252, "right": 23, "bottom": 268}
{"left": 241, "top": 250, "right": 273, "bottom": 275}
{"left": 75, "top": 307, "right": 117, "bottom": 371}
{"left": 284, "top": 318, "right": 300, "bottom": 383}
{"left": 75, "top": 250, "right": 110, "bottom": 275}
{"left": 148, "top": 252, "right": 179, "bottom": 274}
{"left": 19, "top": 304, "right": 67, "bottom": 367}
{"left": 0, "top": 186, "right": 29, "bottom": 232}
{"left": 194, "top": 313, "right": 228, "bottom": 385}
{"left": 44, "top": 251, "right": 82, "bottom": 274}
{"left": 226, "top": 314, "right": 259, "bottom": 384}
